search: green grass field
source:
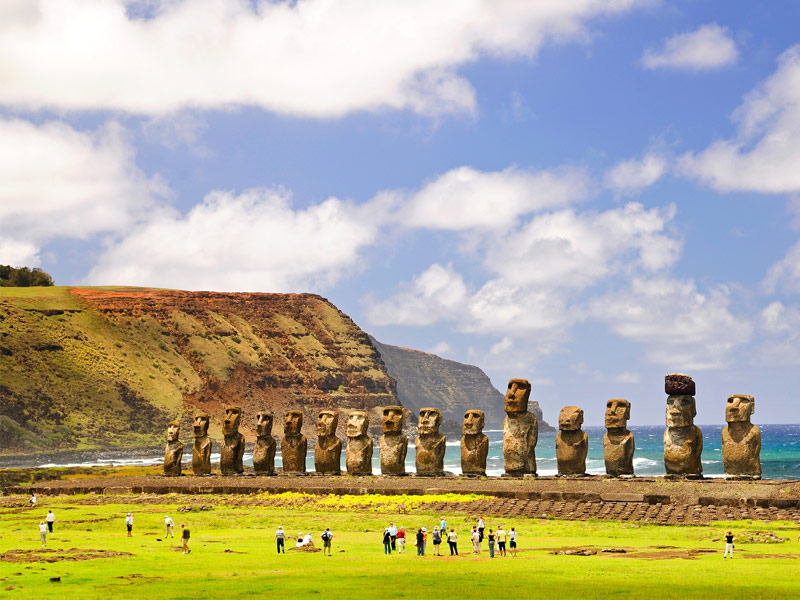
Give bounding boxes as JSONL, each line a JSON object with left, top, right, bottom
{"left": 1, "top": 493, "right": 799, "bottom": 599}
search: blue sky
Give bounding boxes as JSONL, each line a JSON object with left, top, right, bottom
{"left": 3, "top": 0, "right": 800, "bottom": 426}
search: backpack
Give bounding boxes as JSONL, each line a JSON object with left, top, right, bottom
{"left": 322, "top": 531, "right": 331, "bottom": 541}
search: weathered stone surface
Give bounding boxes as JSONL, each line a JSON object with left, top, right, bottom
{"left": 220, "top": 407, "right": 245, "bottom": 475}
{"left": 722, "top": 394, "right": 761, "bottom": 478}
{"left": 282, "top": 410, "right": 307, "bottom": 474}
{"left": 164, "top": 421, "right": 183, "bottom": 476}
{"left": 379, "top": 406, "right": 407, "bottom": 475}
{"left": 415, "top": 407, "right": 446, "bottom": 475}
{"left": 604, "top": 399, "right": 634, "bottom": 476}
{"left": 345, "top": 410, "right": 373, "bottom": 475}
{"left": 664, "top": 394, "right": 703, "bottom": 476}
{"left": 315, "top": 410, "right": 342, "bottom": 475}
{"left": 556, "top": 406, "right": 588, "bottom": 475}
{"left": 253, "top": 411, "right": 276, "bottom": 475}
{"left": 192, "top": 413, "right": 212, "bottom": 476}
{"left": 461, "top": 409, "right": 488, "bottom": 476}
{"left": 665, "top": 373, "right": 695, "bottom": 396}
{"left": 502, "top": 379, "right": 538, "bottom": 475}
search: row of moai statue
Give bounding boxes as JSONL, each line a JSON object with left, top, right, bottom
{"left": 163, "top": 373, "right": 761, "bottom": 479}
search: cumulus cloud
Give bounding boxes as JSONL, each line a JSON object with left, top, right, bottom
{"left": 604, "top": 153, "right": 668, "bottom": 193}
{"left": 0, "top": 118, "right": 163, "bottom": 267}
{"left": 763, "top": 240, "right": 800, "bottom": 294}
{"left": 756, "top": 301, "right": 800, "bottom": 366}
{"left": 0, "top": 0, "right": 644, "bottom": 117}
{"left": 641, "top": 24, "right": 738, "bottom": 71}
{"left": 679, "top": 45, "right": 800, "bottom": 193}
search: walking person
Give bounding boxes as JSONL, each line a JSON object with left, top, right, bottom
{"left": 509, "top": 527, "right": 518, "bottom": 557}
{"left": 181, "top": 523, "right": 191, "bottom": 554}
{"left": 388, "top": 522, "right": 398, "bottom": 551}
{"left": 39, "top": 520, "right": 48, "bottom": 547}
{"left": 125, "top": 513, "right": 134, "bottom": 537}
{"left": 496, "top": 525, "right": 507, "bottom": 557}
{"left": 723, "top": 531, "right": 734, "bottom": 558}
{"left": 275, "top": 526, "right": 286, "bottom": 553}
{"left": 46, "top": 510, "right": 56, "bottom": 533}
{"left": 383, "top": 528, "right": 392, "bottom": 555}
{"left": 447, "top": 528, "right": 458, "bottom": 556}
{"left": 432, "top": 526, "right": 441, "bottom": 556}
{"left": 471, "top": 526, "right": 481, "bottom": 554}
{"left": 477, "top": 516, "right": 485, "bottom": 542}
{"left": 164, "top": 515, "right": 175, "bottom": 538}
{"left": 397, "top": 527, "right": 406, "bottom": 553}
{"left": 416, "top": 528, "right": 424, "bottom": 556}
{"left": 487, "top": 528, "right": 496, "bottom": 558}
{"left": 321, "top": 527, "right": 333, "bottom": 556}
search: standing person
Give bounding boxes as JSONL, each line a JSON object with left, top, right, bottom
{"left": 496, "top": 525, "right": 507, "bottom": 557}
{"left": 275, "top": 526, "right": 286, "bottom": 554}
{"left": 416, "top": 528, "right": 424, "bottom": 556}
{"left": 471, "top": 526, "right": 481, "bottom": 554}
{"left": 125, "top": 513, "right": 134, "bottom": 537}
{"left": 397, "top": 526, "right": 406, "bottom": 553}
{"left": 723, "top": 531, "right": 734, "bottom": 558}
{"left": 487, "top": 528, "right": 496, "bottom": 558}
{"left": 29, "top": 493, "right": 37, "bottom": 508}
{"left": 46, "top": 510, "right": 56, "bottom": 533}
{"left": 181, "top": 523, "right": 191, "bottom": 554}
{"left": 383, "top": 528, "right": 392, "bottom": 555}
{"left": 164, "top": 515, "right": 175, "bottom": 538}
{"left": 478, "top": 516, "right": 485, "bottom": 542}
{"left": 432, "top": 526, "right": 441, "bottom": 556}
{"left": 447, "top": 528, "right": 458, "bottom": 556}
{"left": 321, "top": 527, "right": 333, "bottom": 556}
{"left": 388, "top": 521, "right": 398, "bottom": 551}
{"left": 39, "top": 520, "right": 47, "bottom": 547}
{"left": 439, "top": 516, "right": 447, "bottom": 536}
{"left": 509, "top": 527, "right": 518, "bottom": 557}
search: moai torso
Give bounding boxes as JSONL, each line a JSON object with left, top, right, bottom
{"left": 556, "top": 406, "right": 588, "bottom": 475}
{"left": 461, "top": 410, "right": 488, "bottom": 475}
{"left": 220, "top": 407, "right": 245, "bottom": 475}
{"left": 722, "top": 395, "right": 761, "bottom": 478}
{"left": 253, "top": 411, "right": 277, "bottom": 475}
{"left": 603, "top": 399, "right": 634, "bottom": 476}
{"left": 164, "top": 421, "right": 183, "bottom": 477}
{"left": 282, "top": 411, "right": 307, "bottom": 474}
{"left": 346, "top": 411, "right": 373, "bottom": 475}
{"left": 192, "top": 413, "right": 212, "bottom": 476}
{"left": 502, "top": 379, "right": 538, "bottom": 475}
{"left": 315, "top": 410, "right": 342, "bottom": 475}
{"left": 415, "top": 408, "right": 446, "bottom": 475}
{"left": 380, "top": 406, "right": 407, "bottom": 475}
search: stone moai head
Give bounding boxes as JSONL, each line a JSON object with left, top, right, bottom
{"left": 605, "top": 399, "right": 631, "bottom": 429}
{"left": 666, "top": 395, "right": 696, "bottom": 427}
{"left": 726, "top": 394, "right": 755, "bottom": 424}
{"left": 463, "top": 410, "right": 485, "bottom": 435}
{"left": 317, "top": 410, "right": 338, "bottom": 437}
{"left": 559, "top": 406, "right": 584, "bottom": 431}
{"left": 504, "top": 378, "right": 531, "bottom": 415}
{"left": 193, "top": 413, "right": 209, "bottom": 437}
{"left": 256, "top": 411, "right": 273, "bottom": 437}
{"left": 382, "top": 406, "right": 405, "bottom": 434}
{"left": 284, "top": 410, "right": 303, "bottom": 436}
{"left": 346, "top": 410, "right": 369, "bottom": 438}
{"left": 418, "top": 408, "right": 442, "bottom": 435}
{"left": 222, "top": 407, "right": 242, "bottom": 436}
{"left": 167, "top": 421, "right": 180, "bottom": 442}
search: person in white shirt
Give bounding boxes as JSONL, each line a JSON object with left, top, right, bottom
{"left": 29, "top": 493, "right": 37, "bottom": 507}
{"left": 275, "top": 526, "right": 286, "bottom": 553}
{"left": 477, "top": 516, "right": 485, "bottom": 542}
{"left": 508, "top": 527, "right": 518, "bottom": 557}
{"left": 46, "top": 510, "right": 56, "bottom": 533}
{"left": 39, "top": 520, "right": 48, "bottom": 547}
{"left": 303, "top": 532, "right": 313, "bottom": 546}
{"left": 321, "top": 528, "right": 333, "bottom": 556}
{"left": 126, "top": 513, "right": 134, "bottom": 537}
{"left": 165, "top": 515, "right": 175, "bottom": 538}
{"left": 388, "top": 522, "right": 398, "bottom": 550}
{"left": 496, "top": 526, "right": 507, "bottom": 557}
{"left": 471, "top": 527, "right": 481, "bottom": 554}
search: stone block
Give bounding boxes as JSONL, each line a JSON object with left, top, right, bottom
{"left": 665, "top": 373, "right": 695, "bottom": 396}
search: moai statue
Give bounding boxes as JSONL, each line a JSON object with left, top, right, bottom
{"left": 663, "top": 374, "right": 703, "bottom": 476}
{"left": 253, "top": 411, "right": 277, "bottom": 475}
{"left": 603, "top": 399, "right": 635, "bottom": 477}
{"left": 163, "top": 421, "right": 183, "bottom": 476}
{"left": 556, "top": 406, "right": 588, "bottom": 475}
{"left": 415, "top": 407, "right": 446, "bottom": 476}
{"left": 502, "top": 378, "right": 538, "bottom": 476}
{"left": 461, "top": 409, "right": 488, "bottom": 476}
{"left": 379, "top": 406, "right": 408, "bottom": 475}
{"left": 282, "top": 410, "right": 307, "bottom": 474}
{"left": 345, "top": 410, "right": 373, "bottom": 475}
{"left": 192, "top": 413, "right": 212, "bottom": 476}
{"left": 315, "top": 410, "right": 342, "bottom": 475}
{"left": 722, "top": 394, "right": 761, "bottom": 479}
{"left": 220, "top": 406, "right": 245, "bottom": 475}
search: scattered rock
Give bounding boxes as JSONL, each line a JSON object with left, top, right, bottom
{"left": 49, "top": 576, "right": 61, "bottom": 582}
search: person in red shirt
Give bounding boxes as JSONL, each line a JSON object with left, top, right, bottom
{"left": 396, "top": 527, "right": 406, "bottom": 553}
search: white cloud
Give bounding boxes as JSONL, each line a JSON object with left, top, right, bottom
{"left": 641, "top": 24, "right": 738, "bottom": 71}
{"left": 604, "top": 153, "right": 668, "bottom": 193}
{"left": 763, "top": 240, "right": 800, "bottom": 294}
{"left": 0, "top": 118, "right": 163, "bottom": 267}
{"left": 756, "top": 301, "right": 800, "bottom": 366}
{"left": 614, "top": 371, "right": 641, "bottom": 383}
{"left": 0, "top": 0, "right": 645, "bottom": 117}
{"left": 679, "top": 45, "right": 800, "bottom": 193}
{"left": 427, "top": 341, "right": 452, "bottom": 356}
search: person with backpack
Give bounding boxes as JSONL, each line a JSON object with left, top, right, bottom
{"left": 321, "top": 527, "right": 333, "bottom": 556}
{"left": 432, "top": 526, "right": 441, "bottom": 555}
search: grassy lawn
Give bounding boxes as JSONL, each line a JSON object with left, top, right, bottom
{"left": 1, "top": 494, "right": 799, "bottom": 599}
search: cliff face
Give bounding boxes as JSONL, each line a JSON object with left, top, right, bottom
{"left": 370, "top": 338, "right": 554, "bottom": 431}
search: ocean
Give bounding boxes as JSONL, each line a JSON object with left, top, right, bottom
{"left": 28, "top": 424, "right": 800, "bottom": 480}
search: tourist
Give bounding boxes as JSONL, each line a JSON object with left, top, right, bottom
{"left": 509, "top": 527, "right": 517, "bottom": 557}
{"left": 487, "top": 528, "right": 496, "bottom": 558}
{"left": 432, "top": 526, "right": 441, "bottom": 556}
{"left": 181, "top": 523, "right": 191, "bottom": 554}
{"left": 388, "top": 521, "right": 398, "bottom": 551}
{"left": 297, "top": 532, "right": 305, "bottom": 547}
{"left": 383, "top": 528, "right": 392, "bottom": 554}
{"left": 164, "top": 515, "right": 175, "bottom": 538}
{"left": 496, "top": 525, "right": 506, "bottom": 557}
{"left": 471, "top": 526, "right": 481, "bottom": 554}
{"left": 302, "top": 532, "right": 314, "bottom": 547}
{"left": 38, "top": 520, "right": 47, "bottom": 547}
{"left": 723, "top": 530, "right": 734, "bottom": 558}
{"left": 440, "top": 515, "right": 447, "bottom": 535}
{"left": 275, "top": 526, "right": 285, "bottom": 553}
{"left": 126, "top": 513, "right": 134, "bottom": 537}
{"left": 397, "top": 526, "right": 406, "bottom": 553}
{"left": 321, "top": 527, "right": 333, "bottom": 556}
{"left": 29, "top": 493, "right": 37, "bottom": 507}
{"left": 46, "top": 510, "right": 56, "bottom": 533}
{"left": 477, "top": 516, "right": 485, "bottom": 542}
{"left": 447, "top": 527, "right": 458, "bottom": 556}
{"left": 416, "top": 528, "right": 424, "bottom": 556}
